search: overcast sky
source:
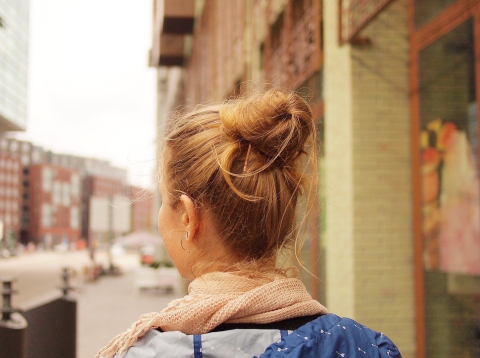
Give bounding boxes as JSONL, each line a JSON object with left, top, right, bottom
{"left": 14, "top": 0, "right": 157, "bottom": 189}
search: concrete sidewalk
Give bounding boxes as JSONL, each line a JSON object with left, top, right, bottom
{"left": 0, "top": 250, "right": 182, "bottom": 357}
{"left": 77, "top": 256, "right": 181, "bottom": 358}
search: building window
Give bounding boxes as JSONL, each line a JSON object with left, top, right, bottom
{"left": 414, "top": 0, "right": 457, "bottom": 29}
{"left": 70, "top": 206, "right": 79, "bottom": 229}
{"left": 417, "top": 17, "right": 479, "bottom": 358}
{"left": 71, "top": 173, "right": 80, "bottom": 196}
{"left": 62, "top": 182, "right": 71, "bottom": 206}
{"left": 53, "top": 181, "right": 61, "bottom": 204}
{"left": 41, "top": 203, "right": 52, "bottom": 227}
{"left": 42, "top": 167, "right": 53, "bottom": 192}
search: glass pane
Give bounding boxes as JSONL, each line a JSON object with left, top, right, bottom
{"left": 414, "top": 0, "right": 458, "bottom": 29}
{"left": 418, "top": 19, "right": 480, "bottom": 357}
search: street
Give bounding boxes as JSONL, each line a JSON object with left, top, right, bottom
{"left": 0, "top": 250, "right": 181, "bottom": 358}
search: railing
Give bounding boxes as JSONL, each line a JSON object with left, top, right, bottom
{"left": 264, "top": 0, "right": 322, "bottom": 89}
{"left": 0, "top": 268, "right": 76, "bottom": 358}
{"left": 270, "top": 42, "right": 290, "bottom": 87}
{"left": 289, "top": 8, "right": 319, "bottom": 86}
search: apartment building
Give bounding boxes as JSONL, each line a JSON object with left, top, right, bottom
{"left": 81, "top": 175, "right": 124, "bottom": 245}
{"left": 27, "top": 164, "right": 81, "bottom": 248}
{"left": 0, "top": 135, "right": 136, "bottom": 249}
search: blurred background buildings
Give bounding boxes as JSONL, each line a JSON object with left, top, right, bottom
{"left": 0, "top": 0, "right": 155, "bottom": 256}
{"left": 150, "top": 0, "right": 480, "bottom": 357}
{"left": 0, "top": 135, "right": 155, "bottom": 252}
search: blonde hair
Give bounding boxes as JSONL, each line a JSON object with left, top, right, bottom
{"left": 159, "top": 88, "right": 317, "bottom": 275}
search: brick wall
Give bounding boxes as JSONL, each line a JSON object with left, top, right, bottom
{"left": 350, "top": 1, "right": 415, "bottom": 356}
{"left": 28, "top": 164, "right": 81, "bottom": 247}
{"left": 323, "top": 0, "right": 415, "bottom": 356}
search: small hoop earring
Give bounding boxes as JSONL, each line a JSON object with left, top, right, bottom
{"left": 181, "top": 232, "right": 194, "bottom": 251}
{"left": 180, "top": 234, "right": 187, "bottom": 250}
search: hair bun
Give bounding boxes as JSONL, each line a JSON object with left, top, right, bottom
{"left": 219, "top": 89, "right": 313, "bottom": 166}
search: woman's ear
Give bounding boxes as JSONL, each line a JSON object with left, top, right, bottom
{"left": 179, "top": 194, "right": 198, "bottom": 243}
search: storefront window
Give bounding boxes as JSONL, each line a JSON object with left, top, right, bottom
{"left": 418, "top": 18, "right": 480, "bottom": 357}
{"left": 414, "top": 0, "right": 459, "bottom": 28}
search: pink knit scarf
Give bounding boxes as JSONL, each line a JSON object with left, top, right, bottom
{"left": 96, "top": 271, "right": 328, "bottom": 358}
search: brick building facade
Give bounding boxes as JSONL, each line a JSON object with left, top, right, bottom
{"left": 0, "top": 137, "right": 132, "bottom": 248}
{"left": 82, "top": 175, "right": 124, "bottom": 245}
{"left": 151, "top": 0, "right": 480, "bottom": 357}
{"left": 28, "top": 164, "right": 81, "bottom": 248}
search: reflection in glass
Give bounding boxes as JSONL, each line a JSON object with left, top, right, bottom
{"left": 419, "top": 19, "right": 480, "bottom": 357}
{"left": 414, "top": 0, "right": 458, "bottom": 28}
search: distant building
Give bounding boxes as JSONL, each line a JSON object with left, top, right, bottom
{"left": 41, "top": 152, "right": 129, "bottom": 246}
{"left": 0, "top": 138, "right": 46, "bottom": 166}
{"left": 129, "top": 186, "right": 153, "bottom": 232}
{"left": 0, "top": 153, "right": 22, "bottom": 248}
{"left": 0, "top": 138, "right": 54, "bottom": 244}
{"left": 46, "top": 152, "right": 128, "bottom": 185}
{"left": 0, "top": 0, "right": 30, "bottom": 133}
{"left": 0, "top": 135, "right": 133, "bottom": 247}
{"left": 82, "top": 175, "right": 124, "bottom": 245}
{"left": 27, "top": 164, "right": 81, "bottom": 248}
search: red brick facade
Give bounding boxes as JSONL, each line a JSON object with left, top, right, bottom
{"left": 28, "top": 164, "right": 81, "bottom": 247}
{"left": 82, "top": 175, "right": 124, "bottom": 243}
{"left": 178, "top": 0, "right": 322, "bottom": 104}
